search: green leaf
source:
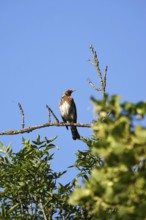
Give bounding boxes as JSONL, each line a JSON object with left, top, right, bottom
{"left": 7, "top": 203, "right": 19, "bottom": 214}
{"left": 45, "top": 136, "right": 58, "bottom": 143}
{"left": 136, "top": 101, "right": 146, "bottom": 115}
{"left": 32, "top": 134, "right": 45, "bottom": 145}
{"left": 134, "top": 126, "right": 146, "bottom": 143}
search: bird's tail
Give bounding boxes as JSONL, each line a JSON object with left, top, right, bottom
{"left": 70, "top": 126, "right": 80, "bottom": 140}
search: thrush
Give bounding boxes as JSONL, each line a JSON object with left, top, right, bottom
{"left": 59, "top": 89, "right": 80, "bottom": 140}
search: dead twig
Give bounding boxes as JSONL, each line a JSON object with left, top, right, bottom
{"left": 87, "top": 78, "right": 101, "bottom": 91}
{"left": 87, "top": 45, "right": 108, "bottom": 98}
{"left": 18, "top": 102, "right": 25, "bottom": 129}
{"left": 46, "top": 105, "right": 59, "bottom": 123}
{"left": 103, "top": 65, "right": 108, "bottom": 91}
{"left": 46, "top": 105, "right": 51, "bottom": 122}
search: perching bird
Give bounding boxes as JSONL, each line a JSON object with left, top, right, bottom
{"left": 59, "top": 89, "right": 80, "bottom": 140}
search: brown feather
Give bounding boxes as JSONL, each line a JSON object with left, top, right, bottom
{"left": 59, "top": 90, "right": 80, "bottom": 140}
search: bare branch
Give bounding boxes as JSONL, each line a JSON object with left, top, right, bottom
{"left": 87, "top": 78, "right": 101, "bottom": 91}
{"left": 89, "top": 45, "right": 104, "bottom": 91}
{"left": 46, "top": 105, "right": 51, "bottom": 122}
{"left": 103, "top": 65, "right": 108, "bottom": 91}
{"left": 88, "top": 45, "right": 108, "bottom": 98}
{"left": 46, "top": 105, "right": 59, "bottom": 123}
{"left": 0, "top": 122, "right": 91, "bottom": 136}
{"left": 18, "top": 102, "right": 25, "bottom": 129}
{"left": 87, "top": 58, "right": 94, "bottom": 66}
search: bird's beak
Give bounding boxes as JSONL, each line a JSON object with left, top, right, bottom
{"left": 72, "top": 90, "right": 76, "bottom": 93}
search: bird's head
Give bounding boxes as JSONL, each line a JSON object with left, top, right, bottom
{"left": 62, "top": 89, "right": 76, "bottom": 96}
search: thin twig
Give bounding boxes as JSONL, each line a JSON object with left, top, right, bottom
{"left": 46, "top": 105, "right": 51, "bottom": 123}
{"left": 29, "top": 195, "right": 33, "bottom": 216}
{"left": 18, "top": 102, "right": 25, "bottom": 129}
{"left": 87, "top": 59, "right": 94, "bottom": 66}
{"left": 39, "top": 199, "right": 47, "bottom": 220}
{"left": 87, "top": 78, "right": 101, "bottom": 91}
{"left": 46, "top": 104, "right": 59, "bottom": 123}
{"left": 0, "top": 122, "right": 91, "bottom": 135}
{"left": 103, "top": 65, "right": 108, "bottom": 91}
{"left": 88, "top": 45, "right": 108, "bottom": 98}
{"left": 90, "top": 45, "right": 104, "bottom": 93}
{"left": 18, "top": 192, "right": 24, "bottom": 217}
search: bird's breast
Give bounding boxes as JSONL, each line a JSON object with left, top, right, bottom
{"left": 59, "top": 101, "right": 70, "bottom": 117}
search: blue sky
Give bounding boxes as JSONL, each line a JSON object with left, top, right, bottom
{"left": 0, "top": 1, "right": 146, "bottom": 183}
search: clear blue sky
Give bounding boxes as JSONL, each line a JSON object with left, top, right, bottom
{"left": 0, "top": 1, "right": 146, "bottom": 183}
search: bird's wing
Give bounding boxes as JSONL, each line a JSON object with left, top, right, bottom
{"left": 70, "top": 98, "right": 77, "bottom": 123}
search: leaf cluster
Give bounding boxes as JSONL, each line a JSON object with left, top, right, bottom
{"left": 0, "top": 136, "right": 83, "bottom": 219}
{"left": 70, "top": 95, "right": 146, "bottom": 220}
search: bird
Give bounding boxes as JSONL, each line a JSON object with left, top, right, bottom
{"left": 59, "top": 89, "right": 80, "bottom": 140}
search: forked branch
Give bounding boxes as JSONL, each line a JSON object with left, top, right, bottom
{"left": 46, "top": 105, "right": 59, "bottom": 123}
{"left": 87, "top": 44, "right": 108, "bottom": 98}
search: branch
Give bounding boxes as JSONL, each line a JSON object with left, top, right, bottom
{"left": 88, "top": 44, "right": 108, "bottom": 98}
{"left": 18, "top": 102, "right": 25, "bottom": 128}
{"left": 87, "top": 78, "right": 102, "bottom": 91}
{"left": 39, "top": 199, "right": 47, "bottom": 220}
{"left": 87, "top": 59, "right": 94, "bottom": 66}
{"left": 0, "top": 122, "right": 91, "bottom": 136}
{"left": 46, "top": 104, "right": 59, "bottom": 123}
{"left": 46, "top": 105, "right": 51, "bottom": 123}
{"left": 103, "top": 65, "right": 108, "bottom": 91}
{"left": 89, "top": 45, "right": 103, "bottom": 83}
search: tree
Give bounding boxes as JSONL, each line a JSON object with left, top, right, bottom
{"left": 0, "top": 46, "right": 146, "bottom": 219}
{"left": 70, "top": 95, "right": 146, "bottom": 220}
{"left": 0, "top": 136, "right": 85, "bottom": 219}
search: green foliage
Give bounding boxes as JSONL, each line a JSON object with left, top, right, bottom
{"left": 0, "top": 135, "right": 83, "bottom": 219}
{"left": 70, "top": 95, "right": 146, "bottom": 220}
